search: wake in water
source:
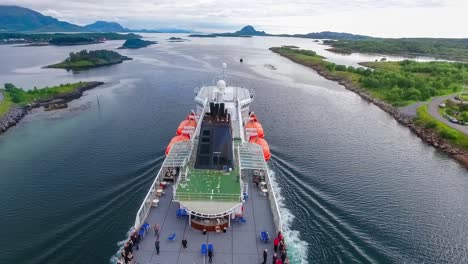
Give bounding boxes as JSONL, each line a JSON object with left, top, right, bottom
{"left": 268, "top": 166, "right": 309, "bottom": 264}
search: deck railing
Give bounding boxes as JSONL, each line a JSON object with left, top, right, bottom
{"left": 264, "top": 169, "right": 283, "bottom": 234}
{"left": 174, "top": 192, "right": 242, "bottom": 202}
{"left": 134, "top": 167, "right": 163, "bottom": 229}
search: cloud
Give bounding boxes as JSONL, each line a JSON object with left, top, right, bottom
{"left": 1, "top": 0, "right": 467, "bottom": 37}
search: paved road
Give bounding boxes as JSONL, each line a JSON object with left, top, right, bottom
{"left": 428, "top": 93, "right": 468, "bottom": 134}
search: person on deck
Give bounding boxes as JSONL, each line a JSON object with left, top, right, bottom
{"left": 155, "top": 239, "right": 160, "bottom": 255}
{"left": 273, "top": 237, "right": 279, "bottom": 252}
{"left": 262, "top": 249, "right": 268, "bottom": 264}
{"left": 208, "top": 247, "right": 214, "bottom": 263}
{"left": 154, "top": 224, "right": 160, "bottom": 237}
{"left": 182, "top": 237, "right": 188, "bottom": 249}
{"left": 281, "top": 250, "right": 287, "bottom": 263}
{"left": 272, "top": 253, "right": 278, "bottom": 264}
{"left": 278, "top": 240, "right": 284, "bottom": 253}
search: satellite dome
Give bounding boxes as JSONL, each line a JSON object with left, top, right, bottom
{"left": 217, "top": 80, "right": 226, "bottom": 90}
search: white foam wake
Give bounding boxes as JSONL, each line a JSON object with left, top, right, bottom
{"left": 268, "top": 167, "right": 309, "bottom": 264}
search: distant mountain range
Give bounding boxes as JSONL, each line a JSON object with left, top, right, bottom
{"left": 0, "top": 6, "right": 193, "bottom": 33}
{"left": 189, "top": 25, "right": 369, "bottom": 40}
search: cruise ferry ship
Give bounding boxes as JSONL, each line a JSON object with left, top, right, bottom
{"left": 120, "top": 64, "right": 290, "bottom": 264}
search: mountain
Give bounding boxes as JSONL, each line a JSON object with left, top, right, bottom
{"left": 0, "top": 5, "right": 84, "bottom": 32}
{"left": 84, "top": 21, "right": 127, "bottom": 32}
{"left": 234, "top": 25, "right": 267, "bottom": 36}
{"left": 190, "top": 25, "right": 267, "bottom": 37}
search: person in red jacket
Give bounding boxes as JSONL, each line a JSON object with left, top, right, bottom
{"left": 273, "top": 237, "right": 279, "bottom": 252}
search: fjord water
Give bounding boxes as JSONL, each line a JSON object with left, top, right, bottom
{"left": 0, "top": 35, "right": 467, "bottom": 264}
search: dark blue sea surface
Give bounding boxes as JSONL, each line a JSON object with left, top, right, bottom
{"left": 0, "top": 34, "right": 467, "bottom": 264}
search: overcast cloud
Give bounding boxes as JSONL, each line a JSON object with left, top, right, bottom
{"left": 1, "top": 0, "right": 467, "bottom": 37}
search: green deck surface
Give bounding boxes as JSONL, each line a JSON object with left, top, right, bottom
{"left": 176, "top": 168, "right": 241, "bottom": 201}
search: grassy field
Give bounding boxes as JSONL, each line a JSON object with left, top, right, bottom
{"left": 415, "top": 105, "right": 468, "bottom": 150}
{"left": 0, "top": 82, "right": 87, "bottom": 116}
{"left": 0, "top": 93, "right": 14, "bottom": 116}
{"left": 271, "top": 46, "right": 468, "bottom": 107}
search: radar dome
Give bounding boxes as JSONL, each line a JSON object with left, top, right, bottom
{"left": 217, "top": 80, "right": 226, "bottom": 90}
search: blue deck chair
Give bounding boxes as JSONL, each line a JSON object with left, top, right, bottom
{"left": 176, "top": 208, "right": 188, "bottom": 218}
{"left": 208, "top": 244, "right": 214, "bottom": 253}
{"left": 201, "top": 243, "right": 207, "bottom": 255}
{"left": 239, "top": 217, "right": 247, "bottom": 224}
{"left": 168, "top": 232, "right": 176, "bottom": 241}
{"left": 260, "top": 231, "right": 270, "bottom": 243}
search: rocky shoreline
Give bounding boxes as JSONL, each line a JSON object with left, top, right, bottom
{"left": 0, "top": 81, "right": 104, "bottom": 135}
{"left": 271, "top": 50, "right": 468, "bottom": 169}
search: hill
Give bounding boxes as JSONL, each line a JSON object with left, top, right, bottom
{"left": 292, "top": 31, "right": 370, "bottom": 40}
{"left": 0, "top": 5, "right": 84, "bottom": 32}
{"left": 84, "top": 21, "right": 127, "bottom": 32}
{"left": 189, "top": 25, "right": 267, "bottom": 38}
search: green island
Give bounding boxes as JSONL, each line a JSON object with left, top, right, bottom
{"left": 0, "top": 82, "right": 96, "bottom": 115}
{"left": 118, "top": 38, "right": 157, "bottom": 49}
{"left": 46, "top": 50, "right": 132, "bottom": 70}
{"left": 324, "top": 38, "right": 468, "bottom": 62}
{"left": 1, "top": 32, "right": 141, "bottom": 46}
{"left": 270, "top": 46, "right": 468, "bottom": 153}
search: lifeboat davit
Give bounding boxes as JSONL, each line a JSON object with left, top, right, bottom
{"left": 165, "top": 134, "right": 190, "bottom": 155}
{"left": 249, "top": 136, "right": 271, "bottom": 161}
{"left": 245, "top": 116, "right": 264, "bottom": 138}
{"left": 176, "top": 119, "right": 197, "bottom": 135}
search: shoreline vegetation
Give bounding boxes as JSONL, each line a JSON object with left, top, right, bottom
{"left": 46, "top": 50, "right": 132, "bottom": 70}
{"left": 270, "top": 46, "right": 468, "bottom": 168}
{"left": 323, "top": 39, "right": 468, "bottom": 63}
{"left": 0, "top": 81, "right": 104, "bottom": 134}
{"left": 1, "top": 32, "right": 140, "bottom": 46}
{"left": 118, "top": 38, "right": 157, "bottom": 49}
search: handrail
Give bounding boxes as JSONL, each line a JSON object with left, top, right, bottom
{"left": 133, "top": 166, "right": 163, "bottom": 229}
{"left": 265, "top": 169, "right": 283, "bottom": 232}
{"left": 174, "top": 192, "right": 241, "bottom": 202}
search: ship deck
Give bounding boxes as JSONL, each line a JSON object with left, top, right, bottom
{"left": 133, "top": 173, "right": 276, "bottom": 264}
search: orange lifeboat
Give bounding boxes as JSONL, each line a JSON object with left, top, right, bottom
{"left": 165, "top": 134, "right": 190, "bottom": 155}
{"left": 176, "top": 119, "right": 197, "bottom": 135}
{"left": 249, "top": 137, "right": 271, "bottom": 161}
{"left": 245, "top": 116, "right": 264, "bottom": 138}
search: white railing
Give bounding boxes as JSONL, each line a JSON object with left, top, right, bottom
{"left": 174, "top": 192, "right": 242, "bottom": 202}
{"left": 264, "top": 169, "right": 283, "bottom": 233}
{"left": 133, "top": 166, "right": 164, "bottom": 229}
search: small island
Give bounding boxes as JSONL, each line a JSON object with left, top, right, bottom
{"left": 46, "top": 50, "right": 132, "bottom": 70}
{"left": 0, "top": 81, "right": 104, "bottom": 134}
{"left": 118, "top": 38, "right": 157, "bottom": 49}
{"left": 167, "top": 37, "right": 188, "bottom": 42}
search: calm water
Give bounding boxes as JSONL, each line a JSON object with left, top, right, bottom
{"left": 0, "top": 34, "right": 467, "bottom": 264}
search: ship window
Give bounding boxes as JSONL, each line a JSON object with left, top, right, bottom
{"left": 203, "top": 130, "right": 210, "bottom": 136}
{"left": 202, "top": 137, "right": 210, "bottom": 143}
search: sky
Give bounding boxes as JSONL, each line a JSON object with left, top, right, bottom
{"left": 2, "top": 0, "right": 468, "bottom": 37}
